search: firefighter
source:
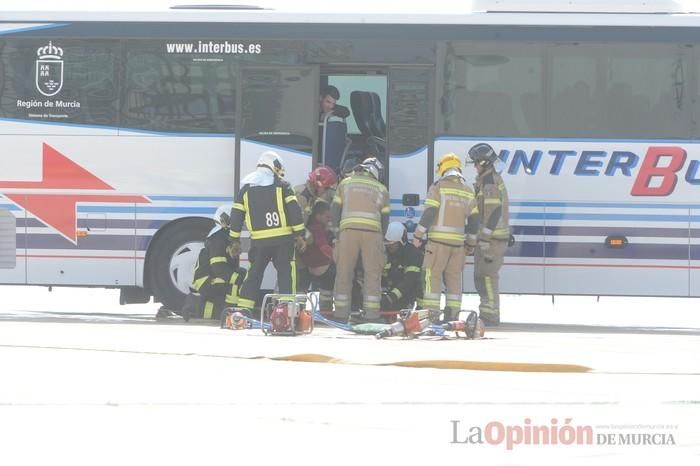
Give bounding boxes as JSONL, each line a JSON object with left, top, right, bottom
{"left": 412, "top": 152, "right": 479, "bottom": 323}
{"left": 228, "top": 151, "right": 305, "bottom": 314}
{"left": 294, "top": 165, "right": 337, "bottom": 312}
{"left": 381, "top": 221, "right": 423, "bottom": 311}
{"left": 331, "top": 157, "right": 390, "bottom": 323}
{"left": 468, "top": 143, "right": 511, "bottom": 326}
{"left": 190, "top": 205, "right": 247, "bottom": 321}
{"left": 295, "top": 165, "right": 337, "bottom": 224}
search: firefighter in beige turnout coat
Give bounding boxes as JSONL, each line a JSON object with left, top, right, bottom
{"left": 331, "top": 157, "right": 390, "bottom": 322}
{"left": 469, "top": 143, "right": 511, "bottom": 326}
{"left": 412, "top": 153, "right": 479, "bottom": 322}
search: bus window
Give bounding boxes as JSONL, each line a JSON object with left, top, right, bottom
{"left": 437, "top": 42, "right": 545, "bottom": 138}
{"left": 122, "top": 40, "right": 236, "bottom": 134}
{"left": 240, "top": 67, "right": 316, "bottom": 186}
{"left": 0, "top": 39, "right": 119, "bottom": 131}
{"left": 695, "top": 46, "right": 700, "bottom": 139}
{"left": 550, "top": 44, "right": 600, "bottom": 138}
{"left": 600, "top": 44, "right": 689, "bottom": 139}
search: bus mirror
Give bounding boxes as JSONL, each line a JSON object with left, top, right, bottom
{"left": 402, "top": 194, "right": 420, "bottom": 207}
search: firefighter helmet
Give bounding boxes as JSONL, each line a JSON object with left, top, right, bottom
{"left": 385, "top": 221, "right": 407, "bottom": 245}
{"left": 468, "top": 143, "right": 498, "bottom": 167}
{"left": 213, "top": 205, "right": 230, "bottom": 228}
{"left": 257, "top": 151, "right": 285, "bottom": 177}
{"left": 436, "top": 152, "right": 463, "bottom": 176}
{"left": 308, "top": 165, "right": 337, "bottom": 189}
{"left": 360, "top": 157, "right": 384, "bottom": 181}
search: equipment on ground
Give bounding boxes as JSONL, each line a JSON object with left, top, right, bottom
{"left": 260, "top": 294, "right": 313, "bottom": 336}
{"left": 375, "top": 309, "right": 431, "bottom": 339}
{"left": 441, "top": 310, "right": 485, "bottom": 339}
{"left": 220, "top": 307, "right": 251, "bottom": 330}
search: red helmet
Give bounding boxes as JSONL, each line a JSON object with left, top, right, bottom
{"left": 308, "top": 165, "right": 337, "bottom": 189}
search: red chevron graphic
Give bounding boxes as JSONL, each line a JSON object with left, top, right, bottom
{"left": 0, "top": 143, "right": 150, "bottom": 243}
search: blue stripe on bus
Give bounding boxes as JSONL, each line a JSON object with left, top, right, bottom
{"left": 0, "top": 23, "right": 68, "bottom": 35}
{"left": 513, "top": 225, "right": 696, "bottom": 238}
{"left": 240, "top": 138, "right": 312, "bottom": 158}
{"left": 20, "top": 234, "right": 150, "bottom": 251}
{"left": 16, "top": 232, "right": 700, "bottom": 261}
{"left": 77, "top": 206, "right": 217, "bottom": 214}
{"left": 18, "top": 218, "right": 169, "bottom": 230}
{"left": 147, "top": 195, "right": 232, "bottom": 202}
{"left": 509, "top": 241, "right": 692, "bottom": 261}
{"left": 19, "top": 217, "right": 700, "bottom": 241}
{"left": 512, "top": 212, "right": 697, "bottom": 222}
{"left": 512, "top": 201, "right": 700, "bottom": 209}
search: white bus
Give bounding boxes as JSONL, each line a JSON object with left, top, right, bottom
{"left": 1, "top": 0, "right": 699, "bottom": 310}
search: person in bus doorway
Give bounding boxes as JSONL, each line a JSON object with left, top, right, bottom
{"left": 300, "top": 201, "right": 336, "bottom": 313}
{"left": 294, "top": 165, "right": 337, "bottom": 313}
{"left": 381, "top": 221, "right": 424, "bottom": 312}
{"left": 188, "top": 205, "right": 247, "bottom": 321}
{"left": 228, "top": 151, "right": 305, "bottom": 314}
{"left": 412, "top": 153, "right": 479, "bottom": 323}
{"left": 468, "top": 143, "right": 511, "bottom": 326}
{"left": 331, "top": 157, "right": 390, "bottom": 324}
{"left": 320, "top": 85, "right": 340, "bottom": 121}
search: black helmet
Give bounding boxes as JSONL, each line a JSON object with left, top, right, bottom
{"left": 468, "top": 143, "right": 498, "bottom": 168}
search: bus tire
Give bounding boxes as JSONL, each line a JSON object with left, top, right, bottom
{"left": 149, "top": 218, "right": 214, "bottom": 311}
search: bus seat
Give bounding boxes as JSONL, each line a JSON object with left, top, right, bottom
{"left": 350, "top": 91, "right": 373, "bottom": 138}
{"left": 322, "top": 116, "right": 349, "bottom": 173}
{"left": 368, "top": 92, "right": 386, "bottom": 138}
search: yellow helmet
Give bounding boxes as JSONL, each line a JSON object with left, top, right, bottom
{"left": 436, "top": 152, "right": 462, "bottom": 176}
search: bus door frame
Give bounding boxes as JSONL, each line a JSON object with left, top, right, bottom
{"left": 235, "top": 64, "right": 320, "bottom": 193}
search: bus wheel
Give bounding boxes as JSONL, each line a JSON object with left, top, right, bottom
{"left": 149, "top": 218, "right": 213, "bottom": 310}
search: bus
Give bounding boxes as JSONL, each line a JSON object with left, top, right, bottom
{"left": 1, "top": 0, "right": 700, "bottom": 311}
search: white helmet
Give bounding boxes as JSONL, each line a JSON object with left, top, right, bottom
{"left": 385, "top": 221, "right": 407, "bottom": 245}
{"left": 213, "top": 204, "right": 230, "bottom": 227}
{"left": 360, "top": 157, "right": 384, "bottom": 181}
{"left": 257, "top": 151, "right": 285, "bottom": 177}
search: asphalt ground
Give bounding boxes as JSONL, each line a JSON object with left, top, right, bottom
{"left": 1, "top": 287, "right": 699, "bottom": 465}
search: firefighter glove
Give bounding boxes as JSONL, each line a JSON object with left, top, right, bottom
{"left": 295, "top": 235, "right": 307, "bottom": 253}
{"left": 478, "top": 240, "right": 494, "bottom": 263}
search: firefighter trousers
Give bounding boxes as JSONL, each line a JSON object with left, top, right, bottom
{"left": 197, "top": 268, "right": 246, "bottom": 320}
{"left": 473, "top": 238, "right": 508, "bottom": 322}
{"left": 333, "top": 229, "right": 384, "bottom": 320}
{"left": 237, "top": 238, "right": 296, "bottom": 311}
{"left": 296, "top": 262, "right": 335, "bottom": 311}
{"left": 421, "top": 241, "right": 466, "bottom": 320}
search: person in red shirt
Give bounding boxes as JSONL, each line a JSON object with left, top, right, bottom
{"left": 301, "top": 201, "right": 335, "bottom": 313}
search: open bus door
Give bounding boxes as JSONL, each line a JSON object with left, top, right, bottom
{"left": 236, "top": 65, "right": 319, "bottom": 192}
{"left": 386, "top": 66, "right": 433, "bottom": 234}
{"left": 236, "top": 65, "right": 319, "bottom": 290}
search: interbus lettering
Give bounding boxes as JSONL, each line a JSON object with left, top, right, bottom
{"left": 165, "top": 43, "right": 194, "bottom": 53}
{"left": 498, "top": 146, "right": 698, "bottom": 196}
{"left": 630, "top": 147, "right": 686, "bottom": 196}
